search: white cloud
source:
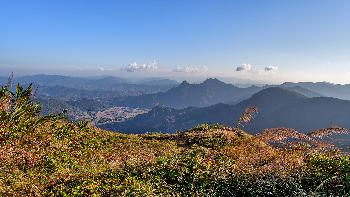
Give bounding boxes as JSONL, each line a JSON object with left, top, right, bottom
{"left": 235, "top": 63, "right": 278, "bottom": 74}
{"left": 235, "top": 63, "right": 252, "bottom": 72}
{"left": 264, "top": 66, "right": 278, "bottom": 72}
{"left": 172, "top": 66, "right": 208, "bottom": 73}
{"left": 121, "top": 60, "right": 159, "bottom": 72}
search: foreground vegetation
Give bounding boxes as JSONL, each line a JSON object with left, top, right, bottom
{"left": 0, "top": 83, "right": 350, "bottom": 196}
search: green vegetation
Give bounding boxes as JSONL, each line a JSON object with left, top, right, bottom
{"left": 1, "top": 84, "right": 350, "bottom": 196}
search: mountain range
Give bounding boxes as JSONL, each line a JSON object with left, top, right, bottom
{"left": 101, "top": 87, "right": 350, "bottom": 134}
{"left": 3, "top": 74, "right": 350, "bottom": 135}
{"left": 111, "top": 78, "right": 262, "bottom": 108}
{"left": 10, "top": 74, "right": 176, "bottom": 89}
{"left": 109, "top": 78, "right": 329, "bottom": 109}
{"left": 280, "top": 82, "right": 350, "bottom": 100}
{"left": 0, "top": 74, "right": 179, "bottom": 101}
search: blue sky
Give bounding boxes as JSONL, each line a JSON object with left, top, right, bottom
{"left": 1, "top": 0, "right": 350, "bottom": 83}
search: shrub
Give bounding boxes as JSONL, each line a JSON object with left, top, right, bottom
{"left": 1, "top": 83, "right": 350, "bottom": 196}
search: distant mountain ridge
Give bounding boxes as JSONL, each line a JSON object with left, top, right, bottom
{"left": 280, "top": 82, "right": 350, "bottom": 100}
{"left": 101, "top": 87, "right": 350, "bottom": 134}
{"left": 13, "top": 74, "right": 177, "bottom": 90}
{"left": 112, "top": 78, "right": 263, "bottom": 109}
{"left": 3, "top": 74, "right": 350, "bottom": 100}
{"left": 282, "top": 86, "right": 323, "bottom": 98}
{"left": 110, "top": 78, "right": 328, "bottom": 109}
{"left": 6, "top": 74, "right": 179, "bottom": 121}
{"left": 4, "top": 74, "right": 349, "bottom": 101}
{"left": 3, "top": 74, "right": 178, "bottom": 101}
{"left": 4, "top": 75, "right": 350, "bottom": 134}
{"left": 134, "top": 78, "right": 179, "bottom": 86}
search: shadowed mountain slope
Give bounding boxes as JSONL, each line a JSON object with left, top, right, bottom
{"left": 112, "top": 78, "right": 262, "bottom": 109}
{"left": 102, "top": 88, "right": 350, "bottom": 134}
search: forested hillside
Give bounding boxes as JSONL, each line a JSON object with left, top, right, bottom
{"left": 1, "top": 83, "right": 350, "bottom": 196}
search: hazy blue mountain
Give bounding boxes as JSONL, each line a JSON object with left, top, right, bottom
{"left": 36, "top": 96, "right": 85, "bottom": 120}
{"left": 8, "top": 75, "right": 177, "bottom": 101}
{"left": 36, "top": 84, "right": 176, "bottom": 101}
{"left": 267, "top": 97, "right": 350, "bottom": 131}
{"left": 107, "top": 83, "right": 177, "bottom": 94}
{"left": 102, "top": 87, "right": 350, "bottom": 134}
{"left": 111, "top": 79, "right": 328, "bottom": 109}
{"left": 92, "top": 76, "right": 128, "bottom": 87}
{"left": 37, "top": 85, "right": 124, "bottom": 100}
{"left": 5, "top": 75, "right": 350, "bottom": 101}
{"left": 135, "top": 78, "right": 179, "bottom": 86}
{"left": 282, "top": 86, "right": 323, "bottom": 98}
{"left": 16, "top": 74, "right": 93, "bottom": 88}
{"left": 16, "top": 74, "right": 131, "bottom": 90}
{"left": 68, "top": 98, "right": 108, "bottom": 112}
{"left": 112, "top": 78, "right": 262, "bottom": 109}
{"left": 101, "top": 88, "right": 305, "bottom": 133}
{"left": 9, "top": 75, "right": 350, "bottom": 134}
{"left": 0, "top": 76, "right": 7, "bottom": 84}
{"left": 280, "top": 82, "right": 350, "bottom": 100}
{"left": 237, "top": 87, "right": 307, "bottom": 113}
{"left": 14, "top": 74, "right": 176, "bottom": 92}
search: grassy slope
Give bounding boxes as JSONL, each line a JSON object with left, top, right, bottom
{"left": 1, "top": 84, "right": 350, "bottom": 196}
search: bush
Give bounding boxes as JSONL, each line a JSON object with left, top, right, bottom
{"left": 1, "top": 83, "right": 350, "bottom": 196}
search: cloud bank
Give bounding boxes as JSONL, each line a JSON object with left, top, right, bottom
{"left": 121, "top": 60, "right": 159, "bottom": 72}
{"left": 264, "top": 66, "right": 278, "bottom": 72}
{"left": 235, "top": 63, "right": 278, "bottom": 73}
{"left": 235, "top": 63, "right": 252, "bottom": 72}
{"left": 172, "top": 66, "right": 208, "bottom": 73}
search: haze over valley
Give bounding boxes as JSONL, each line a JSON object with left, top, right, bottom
{"left": 2, "top": 74, "right": 350, "bottom": 137}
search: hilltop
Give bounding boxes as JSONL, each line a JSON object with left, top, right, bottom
{"left": 1, "top": 83, "right": 350, "bottom": 196}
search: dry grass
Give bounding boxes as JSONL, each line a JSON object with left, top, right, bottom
{"left": 1, "top": 84, "right": 350, "bottom": 196}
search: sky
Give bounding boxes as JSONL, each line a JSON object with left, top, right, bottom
{"left": 1, "top": 0, "right": 350, "bottom": 84}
